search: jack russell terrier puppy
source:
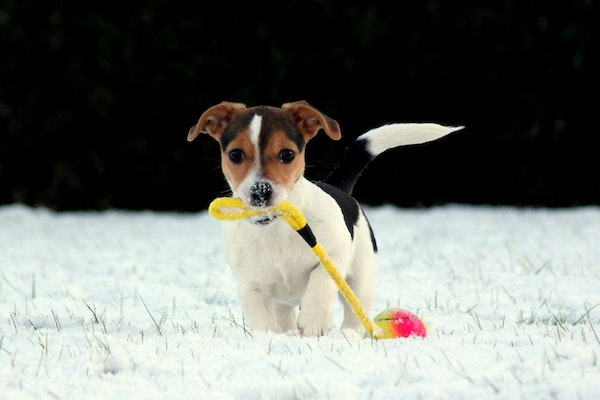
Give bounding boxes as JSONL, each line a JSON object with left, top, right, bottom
{"left": 188, "top": 100, "right": 462, "bottom": 337}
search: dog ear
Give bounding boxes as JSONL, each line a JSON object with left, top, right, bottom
{"left": 282, "top": 100, "right": 341, "bottom": 141}
{"left": 187, "top": 102, "right": 246, "bottom": 142}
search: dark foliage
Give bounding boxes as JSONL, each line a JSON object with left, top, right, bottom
{"left": 1, "top": 0, "right": 598, "bottom": 210}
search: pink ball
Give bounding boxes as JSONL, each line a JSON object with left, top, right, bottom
{"left": 373, "top": 308, "right": 427, "bottom": 339}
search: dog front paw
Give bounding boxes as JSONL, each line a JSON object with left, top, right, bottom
{"left": 297, "top": 311, "right": 333, "bottom": 337}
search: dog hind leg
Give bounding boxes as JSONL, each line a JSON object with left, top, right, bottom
{"left": 275, "top": 303, "right": 297, "bottom": 333}
{"left": 340, "top": 270, "right": 377, "bottom": 333}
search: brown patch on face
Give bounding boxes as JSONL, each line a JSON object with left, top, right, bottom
{"left": 220, "top": 130, "right": 256, "bottom": 192}
{"left": 260, "top": 130, "right": 305, "bottom": 191}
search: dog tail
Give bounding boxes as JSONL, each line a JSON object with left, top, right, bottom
{"left": 323, "top": 123, "right": 464, "bottom": 194}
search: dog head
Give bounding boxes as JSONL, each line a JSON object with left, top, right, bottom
{"left": 188, "top": 101, "right": 341, "bottom": 222}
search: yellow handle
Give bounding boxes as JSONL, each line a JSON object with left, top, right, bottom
{"left": 208, "top": 197, "right": 307, "bottom": 230}
{"left": 208, "top": 197, "right": 384, "bottom": 339}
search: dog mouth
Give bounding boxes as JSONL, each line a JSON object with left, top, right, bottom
{"left": 250, "top": 214, "right": 277, "bottom": 225}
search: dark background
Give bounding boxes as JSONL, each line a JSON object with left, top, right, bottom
{"left": 1, "top": 0, "right": 598, "bottom": 211}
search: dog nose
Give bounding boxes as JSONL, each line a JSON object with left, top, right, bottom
{"left": 249, "top": 181, "right": 273, "bottom": 207}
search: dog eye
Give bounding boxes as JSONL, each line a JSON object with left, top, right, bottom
{"left": 228, "top": 149, "right": 245, "bottom": 163}
{"left": 279, "top": 149, "right": 295, "bottom": 163}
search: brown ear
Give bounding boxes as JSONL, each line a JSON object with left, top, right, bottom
{"left": 281, "top": 100, "right": 341, "bottom": 141}
{"left": 187, "top": 101, "right": 247, "bottom": 142}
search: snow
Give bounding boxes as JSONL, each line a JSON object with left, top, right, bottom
{"left": 1, "top": 203, "right": 599, "bottom": 399}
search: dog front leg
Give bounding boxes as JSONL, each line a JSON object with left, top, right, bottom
{"left": 238, "top": 285, "right": 282, "bottom": 333}
{"left": 297, "top": 266, "right": 337, "bottom": 336}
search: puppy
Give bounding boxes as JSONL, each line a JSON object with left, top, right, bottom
{"left": 188, "top": 100, "right": 462, "bottom": 336}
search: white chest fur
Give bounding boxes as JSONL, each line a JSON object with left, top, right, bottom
{"left": 221, "top": 178, "right": 354, "bottom": 303}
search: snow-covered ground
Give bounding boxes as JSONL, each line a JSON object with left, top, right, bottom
{"left": 1, "top": 203, "right": 599, "bottom": 399}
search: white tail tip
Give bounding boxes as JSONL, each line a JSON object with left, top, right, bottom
{"left": 360, "top": 123, "right": 464, "bottom": 156}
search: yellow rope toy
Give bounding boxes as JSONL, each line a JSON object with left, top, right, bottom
{"left": 209, "top": 197, "right": 385, "bottom": 339}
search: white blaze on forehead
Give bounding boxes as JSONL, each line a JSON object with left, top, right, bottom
{"left": 249, "top": 114, "right": 263, "bottom": 151}
{"left": 247, "top": 114, "right": 263, "bottom": 180}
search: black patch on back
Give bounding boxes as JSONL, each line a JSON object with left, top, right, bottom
{"left": 315, "top": 181, "right": 378, "bottom": 252}
{"left": 323, "top": 138, "right": 374, "bottom": 194}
